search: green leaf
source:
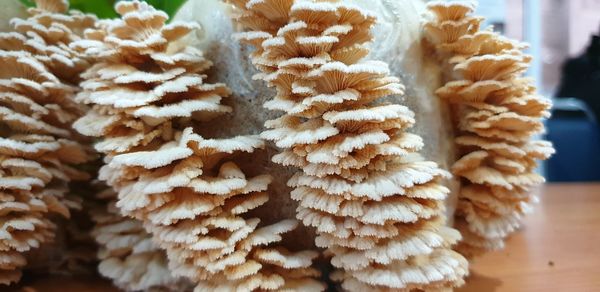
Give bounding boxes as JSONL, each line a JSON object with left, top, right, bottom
{"left": 70, "top": 0, "right": 118, "bottom": 19}
{"left": 18, "top": 0, "right": 188, "bottom": 20}
{"left": 18, "top": 0, "right": 35, "bottom": 7}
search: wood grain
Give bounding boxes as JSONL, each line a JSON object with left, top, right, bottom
{"left": 10, "top": 184, "right": 600, "bottom": 291}
{"left": 460, "top": 183, "right": 600, "bottom": 292}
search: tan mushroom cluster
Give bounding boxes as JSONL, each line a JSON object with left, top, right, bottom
{"left": 229, "top": 0, "right": 468, "bottom": 290}
{"left": 73, "top": 1, "right": 323, "bottom": 290}
{"left": 91, "top": 185, "right": 185, "bottom": 291}
{"left": 425, "top": 1, "right": 555, "bottom": 257}
{"left": 2, "top": 0, "right": 95, "bottom": 84}
{"left": 0, "top": 0, "right": 94, "bottom": 284}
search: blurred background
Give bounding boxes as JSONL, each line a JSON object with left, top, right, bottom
{"left": 474, "top": 0, "right": 600, "bottom": 182}
{"left": 5, "top": 0, "right": 600, "bottom": 182}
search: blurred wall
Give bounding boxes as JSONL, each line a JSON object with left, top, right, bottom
{"left": 541, "top": 0, "right": 570, "bottom": 94}
{"left": 476, "top": 0, "right": 523, "bottom": 39}
{"left": 568, "top": 0, "right": 600, "bottom": 55}
{"left": 505, "top": 0, "right": 523, "bottom": 40}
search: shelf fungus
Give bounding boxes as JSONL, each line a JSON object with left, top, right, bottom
{"left": 425, "top": 1, "right": 555, "bottom": 257}
{"left": 73, "top": 1, "right": 324, "bottom": 291}
{"left": 229, "top": 0, "right": 468, "bottom": 290}
{"left": 0, "top": 0, "right": 94, "bottom": 285}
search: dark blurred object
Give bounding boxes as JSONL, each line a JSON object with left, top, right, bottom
{"left": 546, "top": 98, "right": 600, "bottom": 182}
{"left": 551, "top": 33, "right": 600, "bottom": 182}
{"left": 556, "top": 34, "right": 600, "bottom": 119}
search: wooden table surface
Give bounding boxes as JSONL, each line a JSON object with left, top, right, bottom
{"left": 11, "top": 183, "right": 600, "bottom": 292}
{"left": 458, "top": 183, "right": 600, "bottom": 292}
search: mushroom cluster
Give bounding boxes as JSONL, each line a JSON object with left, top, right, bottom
{"left": 2, "top": 0, "right": 95, "bottom": 83}
{"left": 425, "top": 1, "right": 555, "bottom": 257}
{"left": 0, "top": 0, "right": 94, "bottom": 284}
{"left": 229, "top": 0, "right": 468, "bottom": 290}
{"left": 73, "top": 1, "right": 324, "bottom": 290}
{"left": 0, "top": 0, "right": 556, "bottom": 289}
{"left": 91, "top": 186, "right": 184, "bottom": 291}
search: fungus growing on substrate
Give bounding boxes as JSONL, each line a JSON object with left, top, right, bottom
{"left": 229, "top": 0, "right": 469, "bottom": 290}
{"left": 425, "top": 1, "right": 554, "bottom": 257}
{"left": 73, "top": 1, "right": 325, "bottom": 290}
{"left": 0, "top": 0, "right": 94, "bottom": 284}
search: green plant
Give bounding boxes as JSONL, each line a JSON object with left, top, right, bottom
{"left": 19, "top": 0, "right": 187, "bottom": 19}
